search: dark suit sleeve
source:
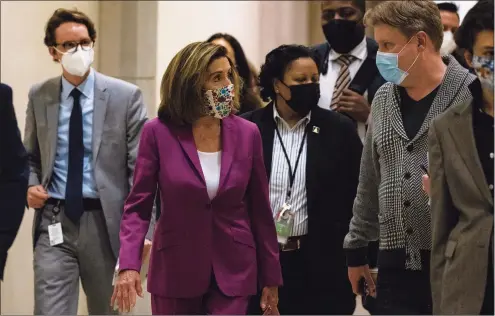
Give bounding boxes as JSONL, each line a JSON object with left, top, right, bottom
{"left": 429, "top": 120, "right": 457, "bottom": 314}
{"left": 239, "top": 111, "right": 253, "bottom": 122}
{"left": 0, "top": 84, "right": 28, "bottom": 280}
{"left": 340, "top": 117, "right": 363, "bottom": 226}
{"left": 367, "top": 76, "right": 386, "bottom": 105}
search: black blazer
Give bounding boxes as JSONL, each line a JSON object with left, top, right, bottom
{"left": 242, "top": 103, "right": 362, "bottom": 298}
{"left": 0, "top": 83, "right": 28, "bottom": 280}
{"left": 312, "top": 37, "right": 386, "bottom": 105}
{"left": 313, "top": 38, "right": 381, "bottom": 269}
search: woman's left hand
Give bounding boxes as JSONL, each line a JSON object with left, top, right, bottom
{"left": 110, "top": 270, "right": 142, "bottom": 313}
{"left": 260, "top": 286, "right": 279, "bottom": 313}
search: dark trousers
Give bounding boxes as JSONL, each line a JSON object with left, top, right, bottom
{"left": 248, "top": 240, "right": 355, "bottom": 315}
{"left": 374, "top": 268, "right": 432, "bottom": 315}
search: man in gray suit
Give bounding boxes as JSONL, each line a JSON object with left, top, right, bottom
{"left": 428, "top": 1, "right": 494, "bottom": 314}
{"left": 24, "top": 8, "right": 154, "bottom": 315}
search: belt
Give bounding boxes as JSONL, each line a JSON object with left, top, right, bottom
{"left": 46, "top": 198, "right": 102, "bottom": 210}
{"left": 280, "top": 235, "right": 307, "bottom": 252}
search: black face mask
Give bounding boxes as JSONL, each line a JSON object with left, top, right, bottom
{"left": 322, "top": 19, "right": 365, "bottom": 54}
{"left": 280, "top": 82, "right": 320, "bottom": 117}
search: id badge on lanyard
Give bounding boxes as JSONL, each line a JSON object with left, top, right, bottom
{"left": 275, "top": 202, "right": 294, "bottom": 244}
{"left": 273, "top": 125, "right": 308, "bottom": 245}
{"left": 48, "top": 201, "right": 64, "bottom": 246}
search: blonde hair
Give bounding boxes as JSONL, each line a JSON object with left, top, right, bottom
{"left": 364, "top": 0, "right": 443, "bottom": 51}
{"left": 158, "top": 41, "right": 241, "bottom": 125}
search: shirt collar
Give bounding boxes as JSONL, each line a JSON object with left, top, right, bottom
{"left": 273, "top": 102, "right": 311, "bottom": 129}
{"left": 329, "top": 36, "right": 367, "bottom": 62}
{"left": 61, "top": 68, "right": 95, "bottom": 100}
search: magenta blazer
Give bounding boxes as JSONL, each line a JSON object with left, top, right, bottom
{"left": 119, "top": 115, "right": 282, "bottom": 298}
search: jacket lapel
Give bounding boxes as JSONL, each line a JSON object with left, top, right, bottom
{"left": 411, "top": 56, "right": 472, "bottom": 142}
{"left": 92, "top": 72, "right": 109, "bottom": 163}
{"left": 175, "top": 126, "right": 205, "bottom": 184}
{"left": 45, "top": 77, "right": 62, "bottom": 171}
{"left": 388, "top": 85, "right": 409, "bottom": 140}
{"left": 258, "top": 103, "right": 276, "bottom": 179}
{"left": 449, "top": 101, "right": 493, "bottom": 205}
{"left": 217, "top": 116, "right": 237, "bottom": 194}
{"left": 388, "top": 56, "right": 472, "bottom": 142}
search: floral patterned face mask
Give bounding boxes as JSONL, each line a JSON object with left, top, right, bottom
{"left": 203, "top": 84, "right": 235, "bottom": 119}
{"left": 472, "top": 55, "right": 494, "bottom": 92}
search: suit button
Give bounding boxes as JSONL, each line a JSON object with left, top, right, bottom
{"left": 406, "top": 228, "right": 414, "bottom": 235}
{"left": 404, "top": 172, "right": 411, "bottom": 179}
{"left": 407, "top": 144, "right": 414, "bottom": 152}
{"left": 404, "top": 200, "right": 411, "bottom": 207}
{"left": 489, "top": 184, "right": 494, "bottom": 190}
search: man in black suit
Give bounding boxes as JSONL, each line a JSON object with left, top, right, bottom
{"left": 313, "top": 1, "right": 382, "bottom": 309}
{"left": 0, "top": 83, "right": 28, "bottom": 280}
{"left": 314, "top": 0, "right": 385, "bottom": 142}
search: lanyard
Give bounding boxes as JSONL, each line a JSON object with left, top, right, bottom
{"left": 274, "top": 124, "right": 308, "bottom": 201}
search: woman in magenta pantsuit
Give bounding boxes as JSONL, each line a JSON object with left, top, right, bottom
{"left": 111, "top": 42, "right": 283, "bottom": 315}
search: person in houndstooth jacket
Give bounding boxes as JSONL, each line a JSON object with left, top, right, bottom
{"left": 343, "top": 1, "right": 476, "bottom": 315}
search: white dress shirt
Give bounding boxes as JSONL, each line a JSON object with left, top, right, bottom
{"left": 269, "top": 106, "right": 310, "bottom": 236}
{"left": 318, "top": 37, "right": 368, "bottom": 142}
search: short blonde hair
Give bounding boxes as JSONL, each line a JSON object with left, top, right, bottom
{"left": 158, "top": 42, "right": 241, "bottom": 125}
{"left": 364, "top": 0, "right": 443, "bottom": 51}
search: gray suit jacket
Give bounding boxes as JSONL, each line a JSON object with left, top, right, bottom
{"left": 23, "top": 71, "right": 156, "bottom": 258}
{"left": 429, "top": 96, "right": 493, "bottom": 314}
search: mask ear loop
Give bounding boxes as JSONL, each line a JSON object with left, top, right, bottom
{"left": 399, "top": 35, "right": 421, "bottom": 73}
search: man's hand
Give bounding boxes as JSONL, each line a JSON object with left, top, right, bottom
{"left": 335, "top": 89, "right": 370, "bottom": 123}
{"left": 110, "top": 269, "right": 142, "bottom": 313}
{"left": 348, "top": 265, "right": 376, "bottom": 298}
{"left": 422, "top": 174, "right": 431, "bottom": 197}
{"left": 260, "top": 286, "right": 279, "bottom": 312}
{"left": 27, "top": 185, "right": 49, "bottom": 209}
{"left": 142, "top": 239, "right": 152, "bottom": 262}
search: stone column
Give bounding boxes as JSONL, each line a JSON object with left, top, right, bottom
{"left": 98, "top": 1, "right": 158, "bottom": 117}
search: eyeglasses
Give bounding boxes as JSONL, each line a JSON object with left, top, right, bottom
{"left": 54, "top": 40, "right": 94, "bottom": 53}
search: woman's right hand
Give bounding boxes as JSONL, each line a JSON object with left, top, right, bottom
{"left": 110, "top": 269, "right": 143, "bottom": 313}
{"left": 422, "top": 174, "right": 431, "bottom": 197}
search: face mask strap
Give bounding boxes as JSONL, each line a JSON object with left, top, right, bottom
{"left": 397, "top": 35, "right": 417, "bottom": 55}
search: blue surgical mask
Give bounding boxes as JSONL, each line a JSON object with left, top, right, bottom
{"left": 472, "top": 55, "right": 494, "bottom": 92}
{"left": 376, "top": 36, "right": 420, "bottom": 85}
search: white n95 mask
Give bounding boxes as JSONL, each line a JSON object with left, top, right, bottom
{"left": 440, "top": 31, "right": 456, "bottom": 56}
{"left": 60, "top": 46, "right": 94, "bottom": 77}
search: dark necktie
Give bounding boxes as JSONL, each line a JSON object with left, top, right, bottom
{"left": 65, "top": 88, "right": 84, "bottom": 222}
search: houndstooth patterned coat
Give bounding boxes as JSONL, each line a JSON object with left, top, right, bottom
{"left": 344, "top": 56, "right": 476, "bottom": 270}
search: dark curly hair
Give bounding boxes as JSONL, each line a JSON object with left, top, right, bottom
{"left": 207, "top": 33, "right": 262, "bottom": 114}
{"left": 454, "top": 0, "right": 493, "bottom": 53}
{"left": 44, "top": 9, "right": 97, "bottom": 47}
{"left": 259, "top": 45, "right": 321, "bottom": 102}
